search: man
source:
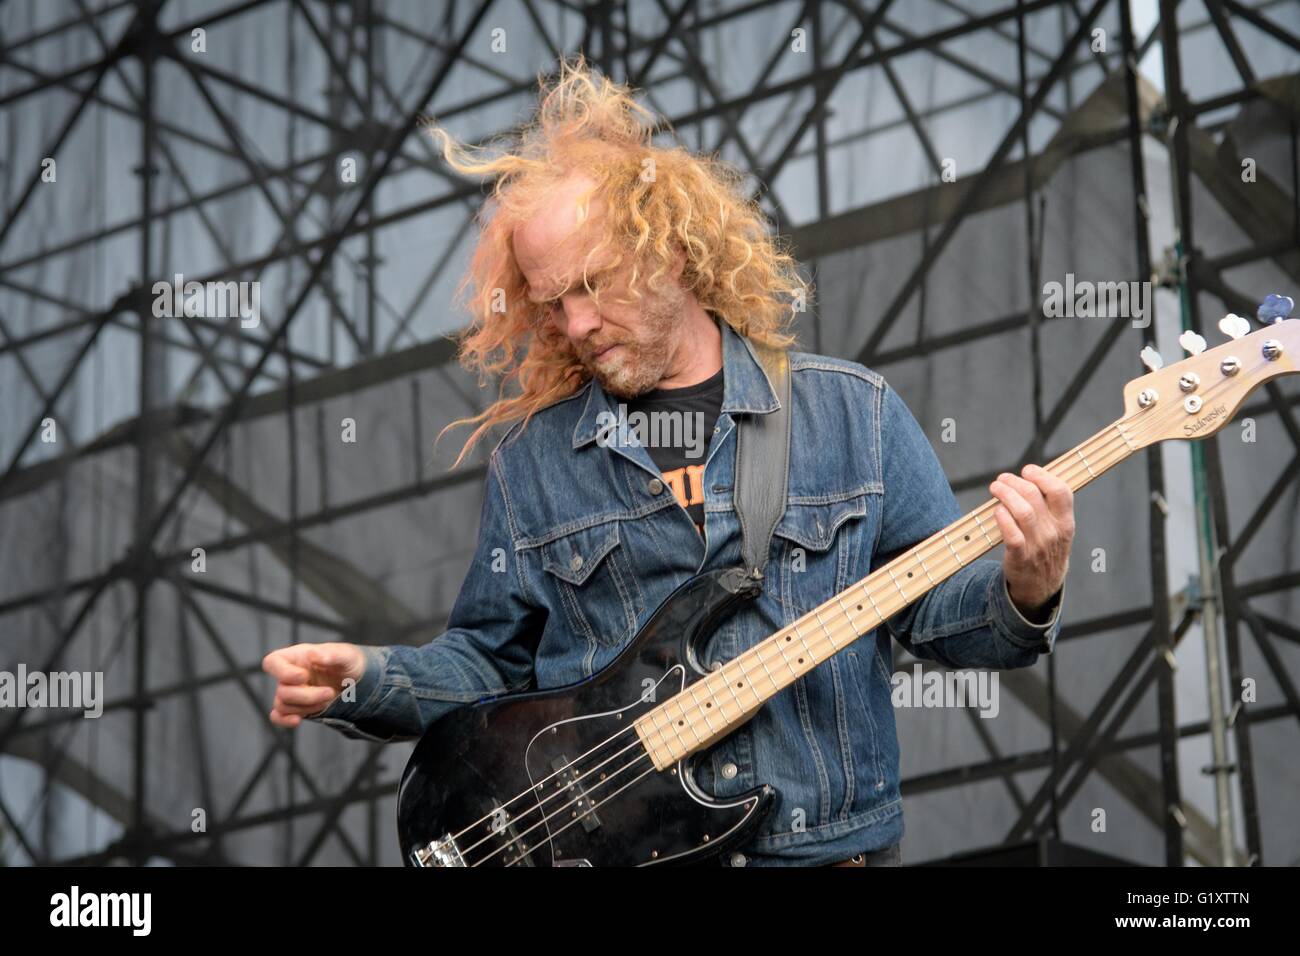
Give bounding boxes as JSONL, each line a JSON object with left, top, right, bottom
{"left": 263, "top": 60, "right": 1073, "bottom": 867}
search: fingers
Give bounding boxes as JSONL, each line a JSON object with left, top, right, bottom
{"left": 309, "top": 642, "right": 359, "bottom": 676}
{"left": 264, "top": 644, "right": 352, "bottom": 730}
{"left": 262, "top": 646, "right": 312, "bottom": 684}
{"left": 989, "top": 474, "right": 1038, "bottom": 547}
{"left": 277, "top": 684, "right": 338, "bottom": 709}
{"left": 1024, "top": 463, "right": 1076, "bottom": 528}
{"left": 991, "top": 501, "right": 1026, "bottom": 549}
{"left": 269, "top": 708, "right": 303, "bottom": 728}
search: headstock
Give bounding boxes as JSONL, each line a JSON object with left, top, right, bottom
{"left": 1122, "top": 296, "right": 1298, "bottom": 450}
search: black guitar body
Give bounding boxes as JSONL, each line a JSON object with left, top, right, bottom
{"left": 396, "top": 567, "right": 777, "bottom": 867}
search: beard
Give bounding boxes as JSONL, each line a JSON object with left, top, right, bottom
{"left": 578, "top": 284, "right": 685, "bottom": 399}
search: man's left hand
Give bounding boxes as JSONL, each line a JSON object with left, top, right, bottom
{"left": 989, "top": 464, "right": 1075, "bottom": 617}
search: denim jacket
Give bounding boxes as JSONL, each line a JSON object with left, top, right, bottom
{"left": 312, "top": 320, "right": 1064, "bottom": 866}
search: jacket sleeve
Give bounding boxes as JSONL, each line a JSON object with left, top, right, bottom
{"left": 308, "top": 450, "right": 545, "bottom": 742}
{"left": 870, "top": 380, "right": 1064, "bottom": 670}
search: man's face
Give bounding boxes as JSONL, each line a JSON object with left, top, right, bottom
{"left": 512, "top": 175, "right": 686, "bottom": 398}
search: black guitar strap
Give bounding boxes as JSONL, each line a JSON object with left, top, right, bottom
{"left": 734, "top": 342, "right": 792, "bottom": 584}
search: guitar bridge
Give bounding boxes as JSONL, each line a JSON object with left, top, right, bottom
{"left": 411, "top": 833, "right": 466, "bottom": 867}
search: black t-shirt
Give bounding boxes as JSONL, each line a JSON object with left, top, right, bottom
{"left": 623, "top": 367, "right": 724, "bottom": 536}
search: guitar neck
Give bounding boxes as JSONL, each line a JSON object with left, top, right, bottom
{"left": 635, "top": 416, "right": 1141, "bottom": 769}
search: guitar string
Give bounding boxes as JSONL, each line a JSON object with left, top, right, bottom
{"left": 478, "top": 752, "right": 658, "bottom": 866}
{"left": 454, "top": 735, "right": 648, "bottom": 862}
{"left": 431, "top": 349, "right": 1270, "bottom": 864}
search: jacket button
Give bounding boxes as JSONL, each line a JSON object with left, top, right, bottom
{"left": 648, "top": 478, "right": 664, "bottom": 495}
{"left": 721, "top": 762, "right": 738, "bottom": 779}
{"left": 730, "top": 852, "right": 747, "bottom": 867}
{"left": 570, "top": 554, "right": 584, "bottom": 572}
{"left": 710, "top": 661, "right": 723, "bottom": 672}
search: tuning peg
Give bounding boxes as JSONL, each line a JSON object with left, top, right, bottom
{"left": 1257, "top": 294, "right": 1294, "bottom": 325}
{"left": 1219, "top": 313, "right": 1251, "bottom": 340}
{"left": 1139, "top": 345, "right": 1164, "bottom": 371}
{"left": 1178, "top": 330, "right": 1207, "bottom": 355}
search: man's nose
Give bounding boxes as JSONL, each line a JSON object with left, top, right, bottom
{"left": 557, "top": 295, "right": 602, "bottom": 343}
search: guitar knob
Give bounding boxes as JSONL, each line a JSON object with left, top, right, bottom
{"left": 1218, "top": 313, "right": 1251, "bottom": 340}
{"left": 1256, "top": 293, "right": 1294, "bottom": 325}
{"left": 1178, "top": 330, "right": 1207, "bottom": 355}
{"left": 1139, "top": 345, "right": 1164, "bottom": 371}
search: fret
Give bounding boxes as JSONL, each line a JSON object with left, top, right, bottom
{"left": 1075, "top": 447, "right": 1097, "bottom": 479}
{"left": 663, "top": 704, "right": 692, "bottom": 754}
{"left": 720, "top": 666, "right": 748, "bottom": 717}
{"left": 688, "top": 683, "right": 721, "bottom": 736}
{"left": 754, "top": 646, "right": 779, "bottom": 691}
{"left": 1115, "top": 421, "right": 1136, "bottom": 452}
{"left": 886, "top": 566, "right": 910, "bottom": 602}
{"left": 942, "top": 530, "right": 966, "bottom": 567}
{"left": 972, "top": 510, "right": 996, "bottom": 548}
{"left": 833, "top": 594, "right": 858, "bottom": 637}
{"left": 862, "top": 585, "right": 886, "bottom": 624}
{"left": 916, "top": 551, "right": 936, "bottom": 585}
{"left": 811, "top": 608, "right": 835, "bottom": 655}
{"left": 772, "top": 632, "right": 801, "bottom": 679}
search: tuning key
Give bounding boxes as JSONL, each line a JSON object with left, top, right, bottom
{"left": 1257, "top": 294, "right": 1294, "bottom": 325}
{"left": 1139, "top": 345, "right": 1164, "bottom": 372}
{"left": 1178, "top": 330, "right": 1207, "bottom": 355}
{"left": 1218, "top": 313, "right": 1251, "bottom": 340}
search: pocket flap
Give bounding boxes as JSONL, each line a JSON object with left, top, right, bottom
{"left": 773, "top": 496, "right": 868, "bottom": 551}
{"left": 540, "top": 521, "right": 622, "bottom": 585}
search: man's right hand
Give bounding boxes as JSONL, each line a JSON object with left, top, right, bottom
{"left": 262, "top": 642, "right": 367, "bottom": 728}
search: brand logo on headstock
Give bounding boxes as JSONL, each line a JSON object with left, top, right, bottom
{"left": 1184, "top": 403, "right": 1229, "bottom": 437}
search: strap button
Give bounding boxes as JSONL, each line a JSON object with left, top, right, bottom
{"left": 730, "top": 852, "right": 747, "bottom": 867}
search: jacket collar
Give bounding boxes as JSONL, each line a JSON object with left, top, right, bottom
{"left": 572, "top": 318, "right": 781, "bottom": 449}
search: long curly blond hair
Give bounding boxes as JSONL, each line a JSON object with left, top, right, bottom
{"left": 433, "top": 55, "right": 808, "bottom": 465}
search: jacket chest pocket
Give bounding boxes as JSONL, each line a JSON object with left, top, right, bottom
{"left": 770, "top": 495, "right": 873, "bottom": 620}
{"left": 539, "top": 520, "right": 646, "bottom": 649}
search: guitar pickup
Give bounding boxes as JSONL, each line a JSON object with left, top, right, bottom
{"left": 551, "top": 754, "right": 602, "bottom": 833}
